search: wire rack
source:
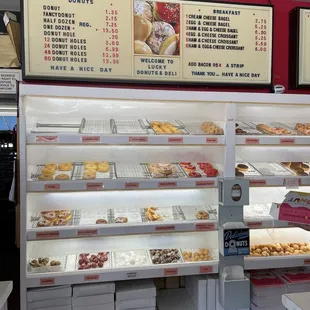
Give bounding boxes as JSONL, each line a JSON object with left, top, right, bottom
{"left": 80, "top": 119, "right": 112, "bottom": 134}
{"left": 31, "top": 165, "right": 74, "bottom": 181}
{"left": 141, "top": 206, "right": 182, "bottom": 222}
{"left": 236, "top": 121, "right": 262, "bottom": 135}
{"left": 115, "top": 163, "right": 151, "bottom": 179}
{"left": 144, "top": 163, "right": 187, "bottom": 179}
{"left": 72, "top": 162, "right": 115, "bottom": 180}
{"left": 235, "top": 163, "right": 262, "bottom": 177}
{"left": 250, "top": 163, "right": 293, "bottom": 176}
{"left": 251, "top": 122, "right": 297, "bottom": 135}
{"left": 144, "top": 119, "right": 185, "bottom": 129}
{"left": 178, "top": 205, "right": 217, "bottom": 221}
{"left": 113, "top": 119, "right": 149, "bottom": 134}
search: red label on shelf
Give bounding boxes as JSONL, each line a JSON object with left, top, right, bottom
{"left": 155, "top": 225, "right": 175, "bottom": 232}
{"left": 304, "top": 259, "right": 310, "bottom": 265}
{"left": 86, "top": 183, "right": 103, "bottom": 191}
{"left": 249, "top": 180, "right": 266, "bottom": 186}
{"left": 200, "top": 266, "right": 213, "bottom": 274}
{"left": 82, "top": 136, "right": 100, "bottom": 143}
{"left": 125, "top": 182, "right": 140, "bottom": 189}
{"left": 247, "top": 222, "right": 263, "bottom": 228}
{"left": 245, "top": 138, "right": 260, "bottom": 145}
{"left": 158, "top": 182, "right": 177, "bottom": 188}
{"left": 77, "top": 229, "right": 98, "bottom": 237}
{"left": 44, "top": 184, "right": 60, "bottom": 191}
{"left": 168, "top": 137, "right": 183, "bottom": 144}
{"left": 196, "top": 180, "right": 215, "bottom": 187}
{"left": 206, "top": 137, "right": 218, "bottom": 144}
{"left": 164, "top": 268, "right": 178, "bottom": 276}
{"left": 84, "top": 275, "right": 100, "bottom": 281}
{"left": 36, "top": 136, "right": 59, "bottom": 143}
{"left": 196, "top": 223, "right": 216, "bottom": 231}
{"left": 129, "top": 136, "right": 148, "bottom": 143}
{"left": 280, "top": 138, "right": 295, "bottom": 145}
{"left": 36, "top": 231, "right": 60, "bottom": 239}
{"left": 40, "top": 278, "right": 55, "bottom": 285}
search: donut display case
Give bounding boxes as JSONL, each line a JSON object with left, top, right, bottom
{"left": 19, "top": 84, "right": 310, "bottom": 308}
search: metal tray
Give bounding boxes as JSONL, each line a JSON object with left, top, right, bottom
{"left": 80, "top": 118, "right": 113, "bottom": 134}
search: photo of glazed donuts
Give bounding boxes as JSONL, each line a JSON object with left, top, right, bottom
{"left": 134, "top": 1, "right": 180, "bottom": 56}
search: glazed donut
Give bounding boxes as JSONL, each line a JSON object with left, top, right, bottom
{"left": 85, "top": 164, "right": 97, "bottom": 171}
{"left": 115, "top": 217, "right": 128, "bottom": 223}
{"left": 96, "top": 219, "right": 108, "bottom": 224}
{"left": 39, "top": 174, "right": 53, "bottom": 181}
{"left": 58, "top": 163, "right": 73, "bottom": 171}
{"left": 53, "top": 219, "right": 68, "bottom": 226}
{"left": 97, "top": 163, "right": 110, "bottom": 173}
{"left": 41, "top": 211, "right": 57, "bottom": 221}
{"left": 135, "top": 40, "right": 153, "bottom": 55}
{"left": 134, "top": 15, "right": 152, "bottom": 42}
{"left": 158, "top": 163, "right": 173, "bottom": 175}
{"left": 148, "top": 163, "right": 159, "bottom": 172}
{"left": 44, "top": 164, "right": 57, "bottom": 170}
{"left": 134, "top": 0, "right": 153, "bottom": 22}
{"left": 55, "top": 174, "right": 70, "bottom": 180}
{"left": 196, "top": 211, "right": 209, "bottom": 220}
{"left": 58, "top": 211, "right": 72, "bottom": 221}
{"left": 41, "top": 167, "right": 56, "bottom": 176}
{"left": 84, "top": 161, "right": 97, "bottom": 166}
{"left": 37, "top": 219, "right": 52, "bottom": 227}
{"left": 83, "top": 170, "right": 96, "bottom": 180}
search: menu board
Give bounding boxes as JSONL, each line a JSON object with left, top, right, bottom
{"left": 290, "top": 8, "right": 310, "bottom": 88}
{"left": 23, "top": 0, "right": 273, "bottom": 85}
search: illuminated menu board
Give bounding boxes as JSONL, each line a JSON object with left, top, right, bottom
{"left": 290, "top": 8, "right": 310, "bottom": 88}
{"left": 23, "top": 0, "right": 273, "bottom": 85}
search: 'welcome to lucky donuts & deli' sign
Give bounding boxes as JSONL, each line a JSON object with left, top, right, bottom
{"left": 23, "top": 0, "right": 273, "bottom": 86}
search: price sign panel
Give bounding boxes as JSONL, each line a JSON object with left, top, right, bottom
{"left": 290, "top": 8, "right": 310, "bottom": 88}
{"left": 23, "top": 0, "right": 273, "bottom": 86}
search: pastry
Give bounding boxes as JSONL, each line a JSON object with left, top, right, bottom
{"left": 154, "top": 2, "right": 180, "bottom": 23}
{"left": 159, "top": 34, "right": 178, "bottom": 55}
{"left": 295, "top": 123, "right": 310, "bottom": 135}
{"left": 134, "top": 15, "right": 152, "bottom": 42}
{"left": 37, "top": 219, "right": 52, "bottom": 227}
{"left": 235, "top": 171, "right": 244, "bottom": 177}
{"left": 78, "top": 253, "right": 108, "bottom": 270}
{"left": 150, "top": 121, "right": 182, "bottom": 134}
{"left": 55, "top": 174, "right": 70, "bottom": 180}
{"left": 198, "top": 162, "right": 219, "bottom": 177}
{"left": 183, "top": 249, "right": 212, "bottom": 262}
{"left": 84, "top": 161, "right": 97, "bottom": 165}
{"left": 256, "top": 124, "right": 295, "bottom": 135}
{"left": 50, "top": 260, "right": 61, "bottom": 266}
{"left": 97, "top": 163, "right": 110, "bottom": 173}
{"left": 113, "top": 250, "right": 150, "bottom": 267}
{"left": 53, "top": 219, "right": 68, "bottom": 226}
{"left": 180, "top": 162, "right": 191, "bottom": 167}
{"left": 237, "top": 164, "right": 249, "bottom": 172}
{"left": 300, "top": 163, "right": 310, "bottom": 172}
{"left": 41, "top": 167, "right": 56, "bottom": 176}
{"left": 38, "top": 174, "right": 53, "bottom": 181}
{"left": 135, "top": 40, "right": 153, "bottom": 54}
{"left": 200, "top": 122, "right": 224, "bottom": 135}
{"left": 83, "top": 170, "right": 96, "bottom": 180}
{"left": 281, "top": 162, "right": 291, "bottom": 168}
{"left": 41, "top": 211, "right": 57, "bottom": 221}
{"left": 96, "top": 219, "right": 108, "bottom": 224}
{"left": 115, "top": 217, "right": 128, "bottom": 223}
{"left": 134, "top": 0, "right": 153, "bottom": 22}
{"left": 85, "top": 164, "right": 97, "bottom": 171}
{"left": 58, "top": 163, "right": 73, "bottom": 171}
{"left": 196, "top": 211, "right": 209, "bottom": 220}
{"left": 44, "top": 164, "right": 57, "bottom": 170}
{"left": 58, "top": 210, "right": 72, "bottom": 221}
{"left": 150, "top": 249, "right": 181, "bottom": 264}
{"left": 158, "top": 163, "right": 173, "bottom": 175}
{"left": 145, "top": 207, "right": 163, "bottom": 221}
{"left": 183, "top": 164, "right": 196, "bottom": 172}
{"left": 188, "top": 172, "right": 202, "bottom": 178}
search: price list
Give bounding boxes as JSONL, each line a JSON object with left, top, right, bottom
{"left": 254, "top": 17, "right": 268, "bottom": 52}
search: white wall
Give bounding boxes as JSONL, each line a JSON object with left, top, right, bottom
{"left": 0, "top": 0, "right": 20, "bottom": 11}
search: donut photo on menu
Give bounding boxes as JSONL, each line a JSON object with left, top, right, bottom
{"left": 134, "top": 1, "right": 180, "bottom": 56}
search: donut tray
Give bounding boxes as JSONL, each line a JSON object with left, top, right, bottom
{"left": 143, "top": 206, "right": 179, "bottom": 222}
{"left": 31, "top": 165, "right": 74, "bottom": 181}
{"left": 113, "top": 119, "right": 150, "bottom": 135}
{"left": 288, "top": 122, "right": 310, "bottom": 135}
{"left": 71, "top": 162, "right": 115, "bottom": 180}
{"left": 181, "top": 248, "right": 215, "bottom": 262}
{"left": 32, "top": 122, "right": 80, "bottom": 133}
{"left": 28, "top": 255, "right": 67, "bottom": 274}
{"left": 149, "top": 249, "right": 184, "bottom": 265}
{"left": 251, "top": 122, "right": 297, "bottom": 135}
{"left": 112, "top": 208, "right": 143, "bottom": 224}
{"left": 179, "top": 205, "right": 217, "bottom": 221}
{"left": 143, "top": 119, "right": 185, "bottom": 129}
{"left": 282, "top": 162, "right": 310, "bottom": 176}
{"left": 75, "top": 252, "right": 111, "bottom": 271}
{"left": 181, "top": 121, "right": 218, "bottom": 135}
{"left": 144, "top": 163, "right": 187, "bottom": 179}
{"left": 112, "top": 250, "right": 152, "bottom": 268}
{"left": 250, "top": 163, "right": 293, "bottom": 176}
{"left": 115, "top": 163, "right": 151, "bottom": 179}
{"left": 80, "top": 119, "right": 113, "bottom": 134}
{"left": 79, "top": 209, "right": 112, "bottom": 225}
{"left": 179, "top": 162, "right": 220, "bottom": 178}
{"left": 235, "top": 163, "right": 262, "bottom": 177}
{"left": 235, "top": 121, "right": 262, "bottom": 135}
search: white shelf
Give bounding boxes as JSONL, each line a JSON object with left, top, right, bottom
{"left": 27, "top": 133, "right": 225, "bottom": 146}
{"left": 282, "top": 293, "right": 310, "bottom": 310}
{"left": 247, "top": 176, "right": 309, "bottom": 187}
{"left": 236, "top": 135, "right": 310, "bottom": 146}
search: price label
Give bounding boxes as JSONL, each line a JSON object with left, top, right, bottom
{"left": 84, "top": 275, "right": 100, "bottom": 281}
{"left": 126, "top": 272, "right": 138, "bottom": 279}
{"left": 40, "top": 278, "right": 55, "bottom": 285}
{"left": 245, "top": 138, "right": 260, "bottom": 145}
{"left": 304, "top": 259, "right": 310, "bottom": 265}
{"left": 82, "top": 136, "right": 100, "bottom": 143}
{"left": 36, "top": 231, "right": 60, "bottom": 239}
{"left": 77, "top": 229, "right": 99, "bottom": 237}
{"left": 284, "top": 178, "right": 300, "bottom": 189}
{"left": 246, "top": 222, "right": 263, "bottom": 228}
{"left": 249, "top": 180, "right": 266, "bottom": 186}
{"left": 129, "top": 136, "right": 148, "bottom": 143}
{"left": 158, "top": 182, "right": 177, "bottom": 188}
{"left": 164, "top": 268, "right": 178, "bottom": 276}
{"left": 125, "top": 182, "right": 140, "bottom": 189}
{"left": 36, "top": 136, "right": 59, "bottom": 143}
{"left": 44, "top": 184, "right": 61, "bottom": 191}
{"left": 196, "top": 223, "right": 216, "bottom": 231}
{"left": 280, "top": 138, "right": 295, "bottom": 145}
{"left": 168, "top": 137, "right": 183, "bottom": 144}
{"left": 86, "top": 183, "right": 104, "bottom": 191}
{"left": 200, "top": 266, "right": 213, "bottom": 274}
{"left": 206, "top": 137, "right": 218, "bottom": 144}
{"left": 196, "top": 180, "right": 215, "bottom": 187}
{"left": 155, "top": 225, "right": 176, "bottom": 232}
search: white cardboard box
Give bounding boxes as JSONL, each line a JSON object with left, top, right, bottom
{"left": 116, "top": 279, "right": 156, "bottom": 301}
{"left": 35, "top": 307, "right": 71, "bottom": 310}
{"left": 185, "top": 275, "right": 207, "bottom": 310}
{"left": 206, "top": 275, "right": 216, "bottom": 310}
{"left": 73, "top": 282, "right": 115, "bottom": 297}
{"left": 251, "top": 292, "right": 282, "bottom": 308}
{"left": 115, "top": 298, "right": 156, "bottom": 310}
{"left": 27, "top": 286, "right": 72, "bottom": 302}
{"left": 250, "top": 302, "right": 285, "bottom": 310}
{"left": 72, "top": 294, "right": 114, "bottom": 306}
{"left": 28, "top": 297, "right": 72, "bottom": 310}
{"left": 73, "top": 302, "right": 114, "bottom": 310}
{"left": 157, "top": 289, "right": 195, "bottom": 310}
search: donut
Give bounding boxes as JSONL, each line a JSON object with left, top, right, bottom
{"left": 237, "top": 164, "right": 249, "bottom": 172}
{"left": 134, "top": 15, "right": 152, "bottom": 42}
{"left": 55, "top": 174, "right": 70, "bottom": 180}
{"left": 58, "top": 163, "right": 72, "bottom": 171}
{"left": 41, "top": 211, "right": 57, "bottom": 221}
{"left": 37, "top": 219, "right": 52, "bottom": 227}
{"left": 115, "top": 217, "right": 128, "bottom": 223}
{"left": 135, "top": 40, "right": 153, "bottom": 54}
{"left": 58, "top": 211, "right": 72, "bottom": 221}
{"left": 282, "top": 162, "right": 291, "bottom": 168}
{"left": 134, "top": 0, "right": 153, "bottom": 22}
{"left": 84, "top": 161, "right": 97, "bottom": 166}
{"left": 53, "top": 219, "right": 68, "bottom": 226}
{"left": 158, "top": 163, "right": 173, "bottom": 175}
{"left": 148, "top": 163, "right": 159, "bottom": 172}
{"left": 188, "top": 172, "right": 201, "bottom": 178}
{"left": 159, "top": 34, "right": 178, "bottom": 55}
{"left": 96, "top": 219, "right": 108, "bottom": 224}
{"left": 39, "top": 175, "right": 53, "bottom": 181}
{"left": 196, "top": 211, "right": 209, "bottom": 220}
{"left": 300, "top": 163, "right": 310, "bottom": 172}
{"left": 147, "top": 21, "right": 176, "bottom": 54}
{"left": 183, "top": 165, "right": 196, "bottom": 172}
{"left": 152, "top": 172, "right": 165, "bottom": 178}
{"left": 41, "top": 167, "right": 56, "bottom": 176}
{"left": 180, "top": 162, "right": 191, "bottom": 167}
{"left": 154, "top": 2, "right": 180, "bottom": 23}
{"left": 44, "top": 164, "right": 57, "bottom": 170}
{"left": 85, "top": 164, "right": 97, "bottom": 171}
{"left": 97, "top": 163, "right": 110, "bottom": 173}
{"left": 83, "top": 170, "right": 96, "bottom": 180}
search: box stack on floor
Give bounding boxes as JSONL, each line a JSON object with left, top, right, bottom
{"left": 27, "top": 286, "right": 72, "bottom": 310}
{"left": 115, "top": 279, "right": 156, "bottom": 310}
{"left": 72, "top": 282, "right": 115, "bottom": 310}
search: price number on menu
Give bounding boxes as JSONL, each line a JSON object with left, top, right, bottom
{"left": 102, "top": 9, "right": 120, "bottom": 65}
{"left": 254, "top": 18, "right": 268, "bottom": 52}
